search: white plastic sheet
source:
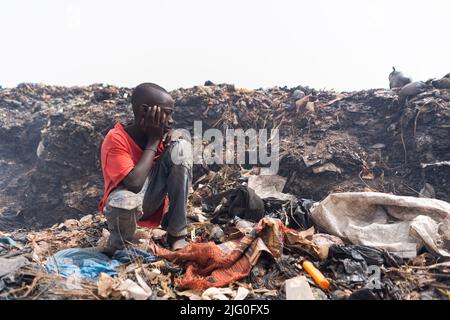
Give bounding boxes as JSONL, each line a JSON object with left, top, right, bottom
{"left": 311, "top": 192, "right": 450, "bottom": 258}
{"left": 248, "top": 174, "right": 296, "bottom": 202}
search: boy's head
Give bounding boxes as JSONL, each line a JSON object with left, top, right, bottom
{"left": 131, "top": 83, "right": 174, "bottom": 132}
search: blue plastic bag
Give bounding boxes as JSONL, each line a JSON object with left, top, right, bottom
{"left": 113, "top": 247, "right": 158, "bottom": 264}
{"left": 0, "top": 237, "right": 17, "bottom": 247}
{"left": 45, "top": 248, "right": 122, "bottom": 280}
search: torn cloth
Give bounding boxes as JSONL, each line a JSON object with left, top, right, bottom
{"left": 149, "top": 217, "right": 319, "bottom": 289}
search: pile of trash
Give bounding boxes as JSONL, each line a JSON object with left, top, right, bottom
{"left": 0, "top": 165, "right": 449, "bottom": 300}
{"left": 0, "top": 75, "right": 450, "bottom": 229}
{"left": 0, "top": 72, "right": 449, "bottom": 299}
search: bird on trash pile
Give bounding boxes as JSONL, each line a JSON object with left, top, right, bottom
{"left": 389, "top": 67, "right": 412, "bottom": 89}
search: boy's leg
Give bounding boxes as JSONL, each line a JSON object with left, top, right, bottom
{"left": 142, "top": 139, "right": 192, "bottom": 248}
{"left": 103, "top": 188, "right": 144, "bottom": 254}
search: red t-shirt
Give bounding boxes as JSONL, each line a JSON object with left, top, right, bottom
{"left": 99, "top": 123, "right": 167, "bottom": 228}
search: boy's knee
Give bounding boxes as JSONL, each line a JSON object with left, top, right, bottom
{"left": 169, "top": 139, "right": 193, "bottom": 173}
{"left": 106, "top": 188, "right": 142, "bottom": 211}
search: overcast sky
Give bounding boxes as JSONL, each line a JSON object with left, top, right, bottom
{"left": 1, "top": 0, "right": 449, "bottom": 91}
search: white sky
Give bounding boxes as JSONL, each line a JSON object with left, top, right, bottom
{"left": 1, "top": 0, "right": 449, "bottom": 91}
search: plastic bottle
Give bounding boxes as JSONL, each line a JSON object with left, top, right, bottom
{"left": 302, "top": 260, "right": 330, "bottom": 290}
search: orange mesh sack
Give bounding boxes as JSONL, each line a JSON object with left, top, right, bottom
{"left": 149, "top": 217, "right": 318, "bottom": 289}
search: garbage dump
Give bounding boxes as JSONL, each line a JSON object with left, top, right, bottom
{"left": 0, "top": 77, "right": 449, "bottom": 300}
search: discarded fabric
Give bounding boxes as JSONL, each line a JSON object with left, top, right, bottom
{"left": 149, "top": 217, "right": 320, "bottom": 289}
{"left": 45, "top": 248, "right": 121, "bottom": 280}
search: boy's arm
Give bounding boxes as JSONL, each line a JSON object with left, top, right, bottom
{"left": 121, "top": 106, "right": 166, "bottom": 193}
{"left": 121, "top": 140, "right": 159, "bottom": 193}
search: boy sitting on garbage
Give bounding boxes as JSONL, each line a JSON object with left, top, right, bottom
{"left": 98, "top": 83, "right": 191, "bottom": 253}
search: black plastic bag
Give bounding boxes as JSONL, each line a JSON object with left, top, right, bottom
{"left": 287, "top": 199, "right": 314, "bottom": 230}
{"left": 328, "top": 245, "right": 403, "bottom": 268}
{"left": 211, "top": 186, "right": 264, "bottom": 223}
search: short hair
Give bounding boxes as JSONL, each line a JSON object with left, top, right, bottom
{"left": 131, "top": 83, "right": 169, "bottom": 108}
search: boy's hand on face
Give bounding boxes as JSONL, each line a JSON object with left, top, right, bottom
{"left": 141, "top": 105, "right": 166, "bottom": 144}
